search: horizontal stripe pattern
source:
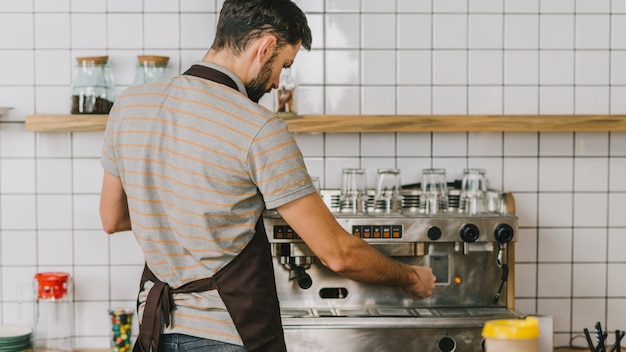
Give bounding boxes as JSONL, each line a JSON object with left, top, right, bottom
{"left": 101, "top": 62, "right": 316, "bottom": 346}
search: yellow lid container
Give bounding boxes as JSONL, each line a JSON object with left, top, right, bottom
{"left": 482, "top": 316, "right": 540, "bottom": 339}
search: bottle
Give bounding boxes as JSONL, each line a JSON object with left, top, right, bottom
{"left": 71, "top": 56, "right": 115, "bottom": 114}
{"left": 133, "top": 55, "right": 170, "bottom": 85}
{"left": 276, "top": 67, "right": 296, "bottom": 114}
{"left": 33, "top": 272, "right": 74, "bottom": 352}
{"left": 482, "top": 316, "right": 540, "bottom": 352}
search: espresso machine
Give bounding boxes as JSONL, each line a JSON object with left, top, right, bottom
{"left": 263, "top": 175, "right": 520, "bottom": 352}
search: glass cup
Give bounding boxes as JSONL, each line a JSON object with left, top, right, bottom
{"left": 339, "top": 168, "right": 367, "bottom": 213}
{"left": 109, "top": 308, "right": 134, "bottom": 352}
{"left": 420, "top": 168, "right": 449, "bottom": 214}
{"left": 460, "top": 168, "right": 487, "bottom": 214}
{"left": 373, "top": 168, "right": 401, "bottom": 213}
{"left": 310, "top": 176, "right": 321, "bottom": 193}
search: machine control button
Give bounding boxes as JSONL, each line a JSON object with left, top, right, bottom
{"left": 362, "top": 226, "right": 372, "bottom": 238}
{"left": 372, "top": 225, "right": 382, "bottom": 238}
{"left": 459, "top": 224, "right": 480, "bottom": 243}
{"left": 352, "top": 225, "right": 362, "bottom": 237}
{"left": 382, "top": 225, "right": 392, "bottom": 238}
{"left": 391, "top": 225, "right": 402, "bottom": 238}
{"left": 494, "top": 223, "right": 515, "bottom": 243}
{"left": 438, "top": 336, "right": 456, "bottom": 352}
{"left": 274, "top": 226, "right": 285, "bottom": 239}
{"left": 286, "top": 226, "right": 295, "bottom": 239}
{"left": 427, "top": 226, "right": 442, "bottom": 240}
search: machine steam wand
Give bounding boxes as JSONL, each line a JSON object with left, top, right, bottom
{"left": 492, "top": 224, "right": 514, "bottom": 304}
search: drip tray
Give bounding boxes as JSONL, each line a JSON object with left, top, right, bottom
{"left": 281, "top": 307, "right": 517, "bottom": 319}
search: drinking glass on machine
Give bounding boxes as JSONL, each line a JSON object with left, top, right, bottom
{"left": 339, "top": 168, "right": 367, "bottom": 213}
{"left": 420, "top": 168, "right": 449, "bottom": 214}
{"left": 460, "top": 168, "right": 487, "bottom": 214}
{"left": 373, "top": 168, "right": 401, "bottom": 213}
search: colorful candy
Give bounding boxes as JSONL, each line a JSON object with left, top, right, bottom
{"left": 109, "top": 308, "right": 134, "bottom": 352}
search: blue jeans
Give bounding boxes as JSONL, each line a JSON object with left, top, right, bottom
{"left": 157, "top": 333, "right": 247, "bottom": 352}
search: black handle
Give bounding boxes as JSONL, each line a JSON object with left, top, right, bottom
{"left": 294, "top": 265, "right": 312, "bottom": 290}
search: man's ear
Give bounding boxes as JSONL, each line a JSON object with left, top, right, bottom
{"left": 255, "top": 35, "right": 278, "bottom": 63}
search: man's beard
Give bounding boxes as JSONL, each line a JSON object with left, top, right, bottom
{"left": 246, "top": 52, "right": 277, "bottom": 103}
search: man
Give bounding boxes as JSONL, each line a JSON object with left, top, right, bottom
{"left": 99, "top": 0, "right": 436, "bottom": 351}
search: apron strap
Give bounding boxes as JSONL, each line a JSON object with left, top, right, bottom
{"left": 183, "top": 64, "right": 239, "bottom": 91}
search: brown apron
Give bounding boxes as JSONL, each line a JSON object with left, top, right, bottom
{"left": 132, "top": 65, "right": 286, "bottom": 352}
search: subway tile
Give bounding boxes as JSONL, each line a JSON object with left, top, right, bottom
{"left": 72, "top": 131, "right": 105, "bottom": 157}
{"left": 75, "top": 337, "right": 109, "bottom": 351}
{"left": 432, "top": 86, "right": 467, "bottom": 114}
{"left": 608, "top": 264, "right": 626, "bottom": 296}
{"left": 74, "top": 266, "right": 109, "bottom": 301}
{"left": 0, "top": 14, "right": 34, "bottom": 49}
{"left": 107, "top": 0, "right": 142, "bottom": 12}
{"left": 361, "top": 133, "right": 396, "bottom": 157}
{"left": 503, "top": 157, "right": 539, "bottom": 192}
{"left": 609, "top": 157, "right": 626, "bottom": 191}
{"left": 431, "top": 157, "right": 467, "bottom": 181}
{"left": 324, "top": 158, "right": 361, "bottom": 188}
{"left": 607, "top": 299, "right": 626, "bottom": 334}
{"left": 110, "top": 265, "right": 144, "bottom": 300}
{"left": 73, "top": 194, "right": 101, "bottom": 230}
{"left": 397, "top": 157, "right": 432, "bottom": 185}
{"left": 362, "top": 158, "right": 397, "bottom": 189}
{"left": 515, "top": 228, "right": 538, "bottom": 262}
{"left": 71, "top": 0, "right": 105, "bottom": 12}
{"left": 37, "top": 230, "right": 73, "bottom": 265}
{"left": 538, "top": 228, "right": 572, "bottom": 262}
{"left": 469, "top": 0, "right": 503, "bottom": 13}
{"left": 515, "top": 263, "right": 537, "bottom": 297}
{"left": 73, "top": 158, "right": 103, "bottom": 194}
{"left": 397, "top": 0, "right": 431, "bottom": 12}
{"left": 1, "top": 231, "right": 37, "bottom": 266}
{"left": 0, "top": 1, "right": 33, "bottom": 11}
{"left": 574, "top": 158, "right": 609, "bottom": 191}
{"left": 612, "top": 0, "right": 625, "bottom": 12}
{"left": 37, "top": 195, "right": 73, "bottom": 229}
{"left": 512, "top": 192, "right": 538, "bottom": 227}
{"left": 539, "top": 133, "right": 574, "bottom": 157}
{"left": 108, "top": 14, "right": 143, "bottom": 49}
{"left": 1, "top": 159, "right": 36, "bottom": 194}
{"left": 325, "top": 14, "right": 359, "bottom": 48}
{"left": 396, "top": 86, "right": 431, "bottom": 114}
{"left": 36, "top": 132, "right": 72, "bottom": 158}
{"left": 540, "top": 86, "right": 574, "bottom": 114}
{"left": 71, "top": 14, "right": 106, "bottom": 49}
{"left": 576, "top": 50, "right": 610, "bottom": 85}
{"left": 539, "top": 157, "right": 573, "bottom": 191}
{"left": 325, "top": 50, "right": 359, "bottom": 84}
{"left": 144, "top": 0, "right": 178, "bottom": 12}
{"left": 362, "top": 0, "right": 396, "bottom": 13}
{"left": 0, "top": 195, "right": 36, "bottom": 230}
{"left": 611, "top": 51, "right": 626, "bottom": 84}
{"left": 433, "top": 14, "right": 467, "bottom": 49}
{"left": 362, "top": 14, "right": 396, "bottom": 49}
{"left": 325, "top": 133, "right": 360, "bottom": 157}
{"left": 608, "top": 133, "right": 626, "bottom": 157}
{"left": 504, "top": 14, "right": 539, "bottom": 49}
{"left": 74, "top": 301, "right": 110, "bottom": 336}
{"left": 608, "top": 228, "right": 626, "bottom": 262}
{"left": 576, "top": 15, "right": 610, "bottom": 49}
{"left": 35, "top": 50, "right": 71, "bottom": 85}
{"left": 144, "top": 14, "right": 180, "bottom": 49}
{"left": 468, "top": 14, "right": 503, "bottom": 49}
{"left": 107, "top": 50, "right": 138, "bottom": 87}
{"left": 537, "top": 264, "right": 572, "bottom": 297}
{"left": 1, "top": 266, "right": 37, "bottom": 301}
{"left": 74, "top": 230, "right": 110, "bottom": 266}
{"left": 467, "top": 157, "right": 503, "bottom": 190}
{"left": 468, "top": 132, "right": 503, "bottom": 156}
{"left": 573, "top": 264, "right": 607, "bottom": 297}
{"left": 573, "top": 228, "right": 607, "bottom": 262}
{"left": 397, "top": 50, "right": 431, "bottom": 85}
{"left": 432, "top": 132, "right": 467, "bottom": 157}
{"left": 540, "top": 14, "right": 574, "bottom": 49}
{"left": 514, "top": 299, "right": 537, "bottom": 315}
{"left": 181, "top": 13, "right": 216, "bottom": 49}
{"left": 305, "top": 14, "right": 325, "bottom": 50}
{"left": 503, "top": 86, "right": 539, "bottom": 114}
{"left": 361, "top": 86, "right": 396, "bottom": 114}
{"left": 181, "top": 0, "right": 216, "bottom": 12}
{"left": 538, "top": 193, "right": 573, "bottom": 227}
{"left": 609, "top": 193, "right": 626, "bottom": 226}
{"left": 294, "top": 50, "right": 324, "bottom": 85}
{"left": 35, "top": 86, "right": 72, "bottom": 115}
{"left": 540, "top": 50, "right": 574, "bottom": 85}
{"left": 572, "top": 299, "right": 606, "bottom": 334}
{"left": 293, "top": 0, "right": 324, "bottom": 13}
{"left": 468, "top": 51, "right": 503, "bottom": 85}
{"left": 577, "top": 0, "right": 611, "bottom": 12}
{"left": 0, "top": 51, "right": 34, "bottom": 86}
{"left": 0, "top": 124, "right": 35, "bottom": 157}
{"left": 397, "top": 14, "right": 431, "bottom": 49}
{"left": 396, "top": 133, "right": 431, "bottom": 157}
{"left": 361, "top": 50, "right": 395, "bottom": 85}
{"left": 468, "top": 86, "right": 503, "bottom": 114}
{"left": 575, "top": 132, "right": 610, "bottom": 156}
{"left": 575, "top": 86, "right": 610, "bottom": 114}
{"left": 294, "top": 86, "right": 324, "bottom": 114}
{"left": 325, "top": 86, "right": 360, "bottom": 114}
{"left": 303, "top": 158, "right": 324, "bottom": 184}
{"left": 611, "top": 87, "right": 626, "bottom": 114}
{"left": 540, "top": 0, "right": 575, "bottom": 13}
{"left": 326, "top": 0, "right": 360, "bottom": 13}
{"left": 504, "top": 132, "right": 539, "bottom": 156}
{"left": 504, "top": 50, "right": 539, "bottom": 85}
{"left": 109, "top": 231, "right": 143, "bottom": 265}
{"left": 611, "top": 14, "right": 626, "bottom": 49}
{"left": 433, "top": 0, "right": 467, "bottom": 13}
{"left": 505, "top": 0, "right": 539, "bottom": 13}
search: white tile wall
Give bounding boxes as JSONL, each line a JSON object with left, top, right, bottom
{"left": 1, "top": 0, "right": 625, "bottom": 349}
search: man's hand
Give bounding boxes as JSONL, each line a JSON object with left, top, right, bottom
{"left": 401, "top": 266, "right": 436, "bottom": 300}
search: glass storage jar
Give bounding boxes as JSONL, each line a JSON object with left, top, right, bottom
{"left": 71, "top": 56, "right": 115, "bottom": 114}
{"left": 133, "top": 55, "right": 170, "bottom": 85}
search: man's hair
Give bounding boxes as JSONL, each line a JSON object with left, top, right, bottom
{"left": 211, "top": 0, "right": 312, "bottom": 54}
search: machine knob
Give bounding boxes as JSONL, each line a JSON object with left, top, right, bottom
{"left": 459, "top": 224, "right": 479, "bottom": 243}
{"left": 494, "top": 224, "right": 514, "bottom": 243}
{"left": 428, "top": 226, "right": 442, "bottom": 241}
{"left": 438, "top": 336, "right": 456, "bottom": 352}
{"left": 294, "top": 265, "right": 312, "bottom": 289}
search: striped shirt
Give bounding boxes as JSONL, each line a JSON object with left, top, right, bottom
{"left": 101, "top": 61, "right": 316, "bottom": 346}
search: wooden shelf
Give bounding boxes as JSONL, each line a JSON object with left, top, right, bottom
{"left": 25, "top": 113, "right": 626, "bottom": 133}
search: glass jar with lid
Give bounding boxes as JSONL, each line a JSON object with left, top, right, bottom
{"left": 133, "top": 55, "right": 171, "bottom": 85}
{"left": 71, "top": 56, "right": 115, "bottom": 114}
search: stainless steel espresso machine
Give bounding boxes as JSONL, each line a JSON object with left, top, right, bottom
{"left": 263, "top": 182, "right": 521, "bottom": 352}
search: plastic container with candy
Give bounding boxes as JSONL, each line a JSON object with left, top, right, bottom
{"left": 109, "top": 308, "right": 134, "bottom": 352}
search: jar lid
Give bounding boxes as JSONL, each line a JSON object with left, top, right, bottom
{"left": 34, "top": 272, "right": 70, "bottom": 300}
{"left": 137, "top": 55, "right": 169, "bottom": 66}
{"left": 482, "top": 317, "right": 540, "bottom": 340}
{"left": 76, "top": 56, "right": 109, "bottom": 65}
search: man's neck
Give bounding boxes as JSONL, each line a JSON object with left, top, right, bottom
{"left": 203, "top": 49, "right": 252, "bottom": 85}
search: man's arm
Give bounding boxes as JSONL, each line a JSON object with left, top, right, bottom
{"left": 276, "top": 192, "right": 436, "bottom": 299}
{"left": 100, "top": 171, "right": 131, "bottom": 234}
